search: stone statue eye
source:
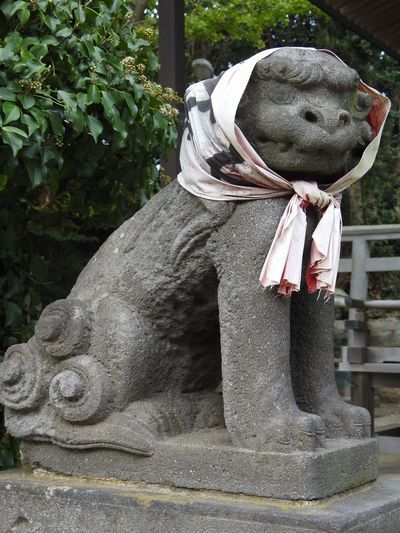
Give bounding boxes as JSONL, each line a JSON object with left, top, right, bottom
{"left": 267, "top": 84, "right": 296, "bottom": 105}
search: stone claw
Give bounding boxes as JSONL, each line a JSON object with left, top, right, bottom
{"left": 241, "top": 411, "right": 326, "bottom": 453}
{"left": 316, "top": 400, "right": 371, "bottom": 439}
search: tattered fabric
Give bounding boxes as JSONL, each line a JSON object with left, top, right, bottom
{"left": 178, "top": 48, "right": 390, "bottom": 296}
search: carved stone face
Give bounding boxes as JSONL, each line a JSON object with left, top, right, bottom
{"left": 236, "top": 49, "right": 373, "bottom": 183}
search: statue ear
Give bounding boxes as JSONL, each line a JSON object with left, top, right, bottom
{"left": 253, "top": 59, "right": 271, "bottom": 81}
{"left": 355, "top": 91, "right": 372, "bottom": 116}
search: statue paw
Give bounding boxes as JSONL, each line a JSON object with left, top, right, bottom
{"left": 286, "top": 412, "right": 326, "bottom": 451}
{"left": 244, "top": 411, "right": 326, "bottom": 452}
{"left": 317, "top": 400, "right": 371, "bottom": 439}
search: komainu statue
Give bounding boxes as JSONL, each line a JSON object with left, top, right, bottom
{"left": 1, "top": 48, "right": 389, "bottom": 484}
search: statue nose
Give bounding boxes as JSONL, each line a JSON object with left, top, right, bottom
{"left": 300, "top": 107, "right": 351, "bottom": 132}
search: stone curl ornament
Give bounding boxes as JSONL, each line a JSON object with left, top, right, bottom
{"left": 35, "top": 299, "right": 92, "bottom": 359}
{"left": 0, "top": 343, "right": 48, "bottom": 411}
{"left": 49, "top": 355, "right": 113, "bottom": 424}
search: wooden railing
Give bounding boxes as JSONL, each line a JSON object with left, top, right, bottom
{"left": 336, "top": 224, "right": 400, "bottom": 431}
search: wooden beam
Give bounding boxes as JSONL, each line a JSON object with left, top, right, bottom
{"left": 158, "top": 0, "right": 185, "bottom": 179}
{"left": 309, "top": 0, "right": 400, "bottom": 63}
{"left": 339, "top": 257, "right": 400, "bottom": 273}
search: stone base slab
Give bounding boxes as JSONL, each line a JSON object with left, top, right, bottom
{"left": 1, "top": 468, "right": 400, "bottom": 533}
{"left": 21, "top": 428, "right": 378, "bottom": 500}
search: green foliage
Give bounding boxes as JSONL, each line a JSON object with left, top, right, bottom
{"left": 0, "top": 0, "right": 179, "bottom": 346}
{"left": 0, "top": 0, "right": 179, "bottom": 468}
{"left": 185, "top": 0, "right": 327, "bottom": 72}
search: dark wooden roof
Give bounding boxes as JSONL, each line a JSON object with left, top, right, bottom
{"left": 310, "top": 0, "right": 400, "bottom": 62}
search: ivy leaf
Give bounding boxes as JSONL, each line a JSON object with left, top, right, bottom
{"left": 123, "top": 92, "right": 138, "bottom": 119}
{"left": 0, "top": 88, "right": 16, "bottom": 101}
{"left": 132, "top": 83, "right": 144, "bottom": 100}
{"left": 87, "top": 85, "right": 100, "bottom": 105}
{"left": 144, "top": 51, "right": 159, "bottom": 72}
{"left": 29, "top": 107, "right": 48, "bottom": 135}
{"left": 1, "top": 124, "right": 28, "bottom": 157}
{"left": 87, "top": 115, "right": 103, "bottom": 143}
{"left": 1, "top": 125, "right": 28, "bottom": 138}
{"left": 128, "top": 38, "right": 151, "bottom": 53}
{"left": 18, "top": 93, "right": 35, "bottom": 110}
{"left": 153, "top": 111, "right": 167, "bottom": 131}
{"left": 17, "top": 6, "right": 30, "bottom": 25}
{"left": 74, "top": 4, "right": 85, "bottom": 23}
{"left": 1, "top": 129, "right": 24, "bottom": 157}
{"left": 48, "top": 110, "right": 65, "bottom": 136}
{"left": 4, "top": 32, "right": 23, "bottom": 52}
{"left": 76, "top": 92, "right": 87, "bottom": 111}
{"left": 1, "top": 0, "right": 27, "bottom": 19}
{"left": 81, "top": 36, "right": 95, "bottom": 57}
{"left": 29, "top": 43, "right": 48, "bottom": 60}
{"left": 0, "top": 48, "right": 15, "bottom": 62}
{"left": 26, "top": 160, "right": 45, "bottom": 187}
{"left": 57, "top": 90, "right": 77, "bottom": 111}
{"left": 71, "top": 109, "right": 86, "bottom": 133}
{"left": 21, "top": 114, "right": 39, "bottom": 136}
{"left": 15, "top": 49, "right": 46, "bottom": 76}
{"left": 43, "top": 146, "right": 62, "bottom": 168}
{"left": 101, "top": 91, "right": 116, "bottom": 117}
{"left": 3, "top": 102, "right": 21, "bottom": 124}
{"left": 44, "top": 15, "right": 59, "bottom": 32}
{"left": 40, "top": 35, "right": 59, "bottom": 46}
{"left": 112, "top": 113, "right": 128, "bottom": 139}
{"left": 55, "top": 27, "right": 73, "bottom": 38}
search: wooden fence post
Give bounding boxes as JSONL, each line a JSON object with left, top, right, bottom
{"left": 349, "top": 238, "right": 374, "bottom": 426}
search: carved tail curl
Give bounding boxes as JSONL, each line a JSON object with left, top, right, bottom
{"left": 49, "top": 355, "right": 113, "bottom": 424}
{"left": 35, "top": 299, "right": 92, "bottom": 359}
{"left": 0, "top": 343, "right": 50, "bottom": 411}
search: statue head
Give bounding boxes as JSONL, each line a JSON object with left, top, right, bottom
{"left": 191, "top": 58, "right": 215, "bottom": 81}
{"left": 235, "top": 49, "right": 374, "bottom": 183}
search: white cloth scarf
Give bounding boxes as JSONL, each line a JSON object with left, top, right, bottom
{"left": 178, "top": 48, "right": 390, "bottom": 296}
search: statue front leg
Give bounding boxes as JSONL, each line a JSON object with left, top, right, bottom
{"left": 208, "top": 199, "right": 326, "bottom": 452}
{"left": 290, "top": 291, "right": 371, "bottom": 439}
{"left": 218, "top": 277, "right": 325, "bottom": 452}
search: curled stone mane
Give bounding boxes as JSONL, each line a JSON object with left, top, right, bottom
{"left": 255, "top": 51, "right": 360, "bottom": 91}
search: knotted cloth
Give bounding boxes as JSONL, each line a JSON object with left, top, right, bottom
{"left": 178, "top": 48, "right": 390, "bottom": 296}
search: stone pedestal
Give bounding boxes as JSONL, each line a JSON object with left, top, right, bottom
{"left": 21, "top": 430, "right": 378, "bottom": 501}
{"left": 1, "top": 467, "right": 400, "bottom": 533}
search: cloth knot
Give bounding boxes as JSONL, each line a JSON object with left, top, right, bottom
{"left": 292, "top": 180, "right": 331, "bottom": 210}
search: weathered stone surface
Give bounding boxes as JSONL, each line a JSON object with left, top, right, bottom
{"left": 0, "top": 48, "right": 379, "bottom": 498}
{"left": 1, "top": 468, "right": 400, "bottom": 533}
{"left": 21, "top": 431, "right": 378, "bottom": 500}
{"left": 236, "top": 49, "right": 373, "bottom": 182}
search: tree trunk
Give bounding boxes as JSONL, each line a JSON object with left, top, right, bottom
{"left": 134, "top": 0, "right": 149, "bottom": 22}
